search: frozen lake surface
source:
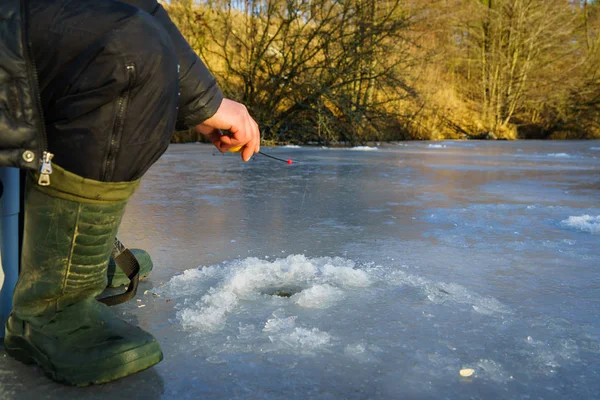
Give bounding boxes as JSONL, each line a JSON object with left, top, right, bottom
{"left": 1, "top": 141, "right": 599, "bottom": 399}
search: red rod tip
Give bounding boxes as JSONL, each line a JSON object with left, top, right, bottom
{"left": 287, "top": 159, "right": 293, "bottom": 164}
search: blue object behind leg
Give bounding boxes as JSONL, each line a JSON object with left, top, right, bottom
{"left": 0, "top": 167, "right": 20, "bottom": 339}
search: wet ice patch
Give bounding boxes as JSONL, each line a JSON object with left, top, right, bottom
{"left": 561, "top": 215, "right": 600, "bottom": 234}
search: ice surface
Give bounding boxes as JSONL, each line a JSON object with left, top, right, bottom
{"left": 427, "top": 144, "right": 447, "bottom": 148}
{"left": 561, "top": 215, "right": 600, "bottom": 234}
{"left": 151, "top": 250, "right": 597, "bottom": 397}
{"left": 1, "top": 141, "right": 599, "bottom": 399}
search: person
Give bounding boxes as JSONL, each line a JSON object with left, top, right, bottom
{"left": 0, "top": 0, "right": 259, "bottom": 386}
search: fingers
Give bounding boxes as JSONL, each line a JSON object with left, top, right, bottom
{"left": 218, "top": 134, "right": 234, "bottom": 145}
{"left": 242, "top": 117, "right": 260, "bottom": 162}
{"left": 218, "top": 119, "right": 260, "bottom": 162}
{"left": 215, "top": 142, "right": 227, "bottom": 153}
{"left": 201, "top": 98, "right": 261, "bottom": 162}
{"left": 195, "top": 125, "right": 228, "bottom": 153}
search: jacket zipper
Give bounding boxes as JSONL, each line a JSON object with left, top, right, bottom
{"left": 21, "top": 0, "right": 53, "bottom": 185}
{"left": 103, "top": 64, "right": 135, "bottom": 181}
{"left": 38, "top": 151, "right": 54, "bottom": 186}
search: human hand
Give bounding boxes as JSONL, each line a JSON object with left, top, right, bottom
{"left": 195, "top": 124, "right": 227, "bottom": 152}
{"left": 197, "top": 98, "right": 260, "bottom": 162}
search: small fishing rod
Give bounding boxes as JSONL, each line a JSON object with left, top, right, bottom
{"left": 258, "top": 151, "right": 293, "bottom": 164}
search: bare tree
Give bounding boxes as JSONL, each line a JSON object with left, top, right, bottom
{"left": 455, "top": 0, "right": 577, "bottom": 136}
{"left": 172, "top": 0, "right": 415, "bottom": 144}
{"left": 166, "top": 0, "right": 600, "bottom": 142}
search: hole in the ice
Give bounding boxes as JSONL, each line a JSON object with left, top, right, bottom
{"left": 262, "top": 287, "right": 304, "bottom": 297}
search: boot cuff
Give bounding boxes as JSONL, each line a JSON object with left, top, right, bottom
{"left": 30, "top": 164, "right": 141, "bottom": 203}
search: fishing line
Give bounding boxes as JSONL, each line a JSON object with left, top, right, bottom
{"left": 228, "top": 145, "right": 294, "bottom": 164}
{"left": 258, "top": 151, "right": 293, "bottom": 164}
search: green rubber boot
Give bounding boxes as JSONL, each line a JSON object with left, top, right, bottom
{"left": 107, "top": 245, "right": 153, "bottom": 288}
{"left": 4, "top": 165, "right": 163, "bottom": 386}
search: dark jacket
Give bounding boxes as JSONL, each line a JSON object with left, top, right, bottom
{"left": 0, "top": 0, "right": 223, "bottom": 172}
{"left": 0, "top": 0, "right": 46, "bottom": 171}
{"left": 121, "top": 0, "right": 223, "bottom": 128}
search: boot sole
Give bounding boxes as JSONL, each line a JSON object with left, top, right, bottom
{"left": 4, "top": 332, "right": 163, "bottom": 387}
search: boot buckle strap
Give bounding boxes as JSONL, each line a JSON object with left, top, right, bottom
{"left": 98, "top": 239, "right": 140, "bottom": 306}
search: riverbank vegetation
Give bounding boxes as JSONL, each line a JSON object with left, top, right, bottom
{"left": 167, "top": 0, "right": 600, "bottom": 144}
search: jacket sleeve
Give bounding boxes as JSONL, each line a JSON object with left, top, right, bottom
{"left": 121, "top": 0, "right": 223, "bottom": 128}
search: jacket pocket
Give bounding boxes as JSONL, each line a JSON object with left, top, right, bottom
{"left": 103, "top": 64, "right": 136, "bottom": 181}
